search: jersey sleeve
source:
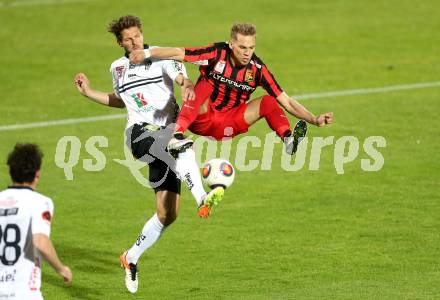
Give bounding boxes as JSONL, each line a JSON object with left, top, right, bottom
{"left": 184, "top": 44, "right": 218, "bottom": 65}
{"left": 260, "top": 64, "right": 284, "bottom": 98}
{"left": 163, "top": 60, "right": 188, "bottom": 82}
{"left": 31, "top": 196, "right": 54, "bottom": 237}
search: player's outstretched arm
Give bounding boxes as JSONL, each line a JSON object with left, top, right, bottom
{"left": 276, "top": 92, "right": 333, "bottom": 127}
{"left": 129, "top": 47, "right": 185, "bottom": 64}
{"left": 74, "top": 73, "right": 125, "bottom": 108}
{"left": 33, "top": 233, "right": 73, "bottom": 285}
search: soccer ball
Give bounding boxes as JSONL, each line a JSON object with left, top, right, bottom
{"left": 202, "top": 158, "right": 235, "bottom": 189}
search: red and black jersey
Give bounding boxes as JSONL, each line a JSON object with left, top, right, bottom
{"left": 184, "top": 42, "right": 283, "bottom": 112}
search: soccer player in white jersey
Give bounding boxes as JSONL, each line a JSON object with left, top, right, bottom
{"left": 0, "top": 143, "right": 72, "bottom": 300}
{"left": 74, "top": 15, "right": 223, "bottom": 294}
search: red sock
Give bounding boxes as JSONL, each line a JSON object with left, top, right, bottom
{"left": 175, "top": 80, "right": 213, "bottom": 133}
{"left": 259, "top": 95, "right": 291, "bottom": 138}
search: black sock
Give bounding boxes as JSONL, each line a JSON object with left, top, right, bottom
{"left": 283, "top": 130, "right": 292, "bottom": 139}
{"left": 174, "top": 132, "right": 185, "bottom": 140}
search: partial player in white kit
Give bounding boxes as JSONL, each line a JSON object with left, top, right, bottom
{"left": 0, "top": 143, "right": 72, "bottom": 300}
{"left": 74, "top": 15, "right": 224, "bottom": 294}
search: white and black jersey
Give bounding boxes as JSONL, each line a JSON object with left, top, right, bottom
{"left": 0, "top": 186, "right": 54, "bottom": 300}
{"left": 110, "top": 45, "right": 187, "bottom": 128}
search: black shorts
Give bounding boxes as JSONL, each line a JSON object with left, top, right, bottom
{"left": 125, "top": 123, "right": 181, "bottom": 194}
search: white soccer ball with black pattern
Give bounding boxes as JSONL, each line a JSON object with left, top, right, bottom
{"left": 202, "top": 158, "right": 235, "bottom": 189}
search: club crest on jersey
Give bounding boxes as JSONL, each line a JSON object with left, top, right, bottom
{"left": 42, "top": 211, "right": 51, "bottom": 223}
{"left": 245, "top": 70, "right": 255, "bottom": 84}
{"left": 214, "top": 60, "right": 226, "bottom": 73}
{"left": 115, "top": 66, "right": 125, "bottom": 79}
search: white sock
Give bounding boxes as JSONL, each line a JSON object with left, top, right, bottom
{"left": 175, "top": 148, "right": 206, "bottom": 207}
{"left": 126, "top": 213, "right": 165, "bottom": 264}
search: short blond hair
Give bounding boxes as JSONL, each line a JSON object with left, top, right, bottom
{"left": 230, "top": 23, "right": 256, "bottom": 40}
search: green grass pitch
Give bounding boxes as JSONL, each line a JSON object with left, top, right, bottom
{"left": 0, "top": 0, "right": 439, "bottom": 299}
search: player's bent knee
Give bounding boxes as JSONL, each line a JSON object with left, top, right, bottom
{"left": 261, "top": 95, "right": 277, "bottom": 107}
{"left": 259, "top": 95, "right": 279, "bottom": 115}
{"left": 157, "top": 210, "right": 178, "bottom": 226}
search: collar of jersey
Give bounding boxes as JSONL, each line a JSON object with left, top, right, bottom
{"left": 125, "top": 44, "right": 149, "bottom": 58}
{"left": 8, "top": 185, "right": 34, "bottom": 191}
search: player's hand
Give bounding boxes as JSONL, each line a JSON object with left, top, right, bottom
{"left": 58, "top": 265, "right": 72, "bottom": 285}
{"left": 182, "top": 80, "right": 195, "bottom": 101}
{"left": 74, "top": 73, "right": 90, "bottom": 96}
{"left": 129, "top": 50, "right": 146, "bottom": 64}
{"left": 316, "top": 112, "right": 334, "bottom": 127}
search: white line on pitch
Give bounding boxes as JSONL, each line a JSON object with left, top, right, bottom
{"left": 295, "top": 81, "right": 440, "bottom": 100}
{"left": 0, "top": 114, "right": 126, "bottom": 131}
{"left": 1, "top": 81, "right": 439, "bottom": 132}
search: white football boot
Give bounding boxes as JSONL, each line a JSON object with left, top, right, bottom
{"left": 119, "top": 251, "right": 138, "bottom": 293}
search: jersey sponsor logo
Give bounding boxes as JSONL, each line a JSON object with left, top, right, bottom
{"left": 214, "top": 60, "right": 226, "bottom": 73}
{"left": 128, "top": 73, "right": 138, "bottom": 78}
{"left": 209, "top": 72, "right": 256, "bottom": 92}
{"left": 130, "top": 93, "right": 155, "bottom": 113}
{"left": 131, "top": 93, "right": 148, "bottom": 108}
{"left": 42, "top": 211, "right": 51, "bottom": 223}
{"left": 28, "top": 259, "right": 40, "bottom": 291}
{"left": 0, "top": 198, "right": 17, "bottom": 207}
{"left": 0, "top": 208, "right": 19, "bottom": 217}
{"left": 129, "top": 59, "right": 152, "bottom": 70}
{"left": 245, "top": 70, "right": 255, "bottom": 84}
{"left": 115, "top": 66, "right": 125, "bottom": 79}
{"left": 0, "top": 269, "right": 17, "bottom": 283}
{"left": 144, "top": 59, "right": 152, "bottom": 70}
{"left": 250, "top": 60, "right": 262, "bottom": 69}
{"left": 191, "top": 59, "right": 209, "bottom": 66}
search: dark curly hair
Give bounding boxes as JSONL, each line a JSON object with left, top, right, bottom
{"left": 7, "top": 143, "right": 43, "bottom": 183}
{"left": 108, "top": 15, "right": 142, "bottom": 42}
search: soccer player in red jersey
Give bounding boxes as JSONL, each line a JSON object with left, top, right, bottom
{"left": 130, "top": 23, "right": 333, "bottom": 154}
